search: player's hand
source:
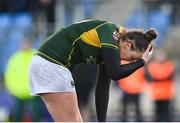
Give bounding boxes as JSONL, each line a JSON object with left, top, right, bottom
{"left": 142, "top": 43, "right": 153, "bottom": 63}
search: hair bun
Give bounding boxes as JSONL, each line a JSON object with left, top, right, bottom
{"left": 144, "top": 28, "right": 157, "bottom": 42}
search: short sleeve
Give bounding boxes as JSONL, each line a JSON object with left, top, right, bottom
{"left": 96, "top": 23, "right": 120, "bottom": 50}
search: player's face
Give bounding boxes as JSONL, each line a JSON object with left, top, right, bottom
{"left": 119, "top": 42, "right": 143, "bottom": 62}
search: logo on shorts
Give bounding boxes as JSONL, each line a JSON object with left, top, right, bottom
{"left": 71, "top": 81, "right": 75, "bottom": 88}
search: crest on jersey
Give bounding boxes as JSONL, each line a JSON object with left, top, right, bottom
{"left": 113, "top": 30, "right": 120, "bottom": 41}
{"left": 86, "top": 56, "right": 97, "bottom": 64}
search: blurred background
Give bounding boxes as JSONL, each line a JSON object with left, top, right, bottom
{"left": 0, "top": 0, "right": 180, "bottom": 122}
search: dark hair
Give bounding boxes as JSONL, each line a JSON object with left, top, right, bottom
{"left": 121, "top": 28, "right": 157, "bottom": 52}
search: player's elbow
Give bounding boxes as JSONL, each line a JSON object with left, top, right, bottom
{"left": 108, "top": 72, "right": 122, "bottom": 81}
{"left": 107, "top": 69, "right": 128, "bottom": 81}
{"left": 111, "top": 77, "right": 120, "bottom": 81}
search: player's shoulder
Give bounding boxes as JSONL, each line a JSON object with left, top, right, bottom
{"left": 74, "top": 19, "right": 106, "bottom": 24}
{"left": 96, "top": 21, "right": 119, "bottom": 30}
{"left": 74, "top": 19, "right": 116, "bottom": 27}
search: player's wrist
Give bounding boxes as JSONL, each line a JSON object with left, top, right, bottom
{"left": 141, "top": 58, "right": 146, "bottom": 65}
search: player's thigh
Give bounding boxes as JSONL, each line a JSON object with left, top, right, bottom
{"left": 40, "top": 92, "right": 82, "bottom": 122}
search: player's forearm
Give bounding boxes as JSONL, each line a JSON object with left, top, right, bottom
{"left": 102, "top": 47, "right": 145, "bottom": 81}
{"left": 112, "top": 59, "right": 145, "bottom": 80}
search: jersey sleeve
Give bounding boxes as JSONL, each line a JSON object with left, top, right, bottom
{"left": 96, "top": 23, "right": 120, "bottom": 50}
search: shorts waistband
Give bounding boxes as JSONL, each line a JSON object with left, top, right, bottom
{"left": 35, "top": 51, "right": 66, "bottom": 68}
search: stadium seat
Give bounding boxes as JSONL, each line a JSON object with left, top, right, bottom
{"left": 0, "top": 13, "right": 12, "bottom": 33}
{"left": 0, "top": 13, "right": 12, "bottom": 76}
{"left": 0, "top": 13, "right": 33, "bottom": 75}
{"left": 147, "top": 10, "right": 171, "bottom": 46}
{"left": 1, "top": 31, "right": 25, "bottom": 74}
{"left": 0, "top": 91, "right": 16, "bottom": 116}
{"left": 125, "top": 10, "right": 146, "bottom": 28}
{"left": 13, "top": 13, "right": 33, "bottom": 33}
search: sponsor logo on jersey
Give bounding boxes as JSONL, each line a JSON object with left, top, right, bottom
{"left": 86, "top": 56, "right": 97, "bottom": 64}
{"left": 113, "top": 30, "right": 120, "bottom": 41}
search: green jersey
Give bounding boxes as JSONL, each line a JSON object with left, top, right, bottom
{"left": 37, "top": 20, "right": 120, "bottom": 68}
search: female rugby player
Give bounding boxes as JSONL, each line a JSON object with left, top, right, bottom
{"left": 28, "top": 19, "right": 157, "bottom": 122}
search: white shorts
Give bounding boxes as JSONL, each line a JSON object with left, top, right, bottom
{"left": 29, "top": 55, "right": 76, "bottom": 96}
